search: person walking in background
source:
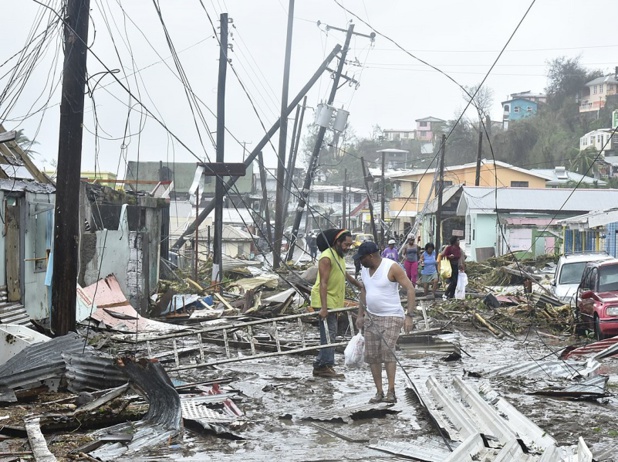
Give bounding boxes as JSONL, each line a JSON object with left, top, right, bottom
{"left": 403, "top": 238, "right": 419, "bottom": 285}
{"left": 310, "top": 229, "right": 363, "bottom": 378}
{"left": 442, "top": 236, "right": 463, "bottom": 299}
{"left": 381, "top": 239, "right": 399, "bottom": 262}
{"left": 308, "top": 233, "right": 318, "bottom": 262}
{"left": 419, "top": 242, "right": 439, "bottom": 298}
{"left": 354, "top": 241, "right": 415, "bottom": 404}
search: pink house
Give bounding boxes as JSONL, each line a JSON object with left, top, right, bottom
{"left": 414, "top": 116, "right": 445, "bottom": 142}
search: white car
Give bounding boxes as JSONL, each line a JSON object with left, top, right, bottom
{"left": 552, "top": 253, "right": 615, "bottom": 305}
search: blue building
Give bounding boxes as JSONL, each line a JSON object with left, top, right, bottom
{"left": 501, "top": 91, "right": 546, "bottom": 129}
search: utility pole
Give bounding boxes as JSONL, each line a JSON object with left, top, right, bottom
{"left": 273, "top": 0, "right": 295, "bottom": 269}
{"left": 361, "top": 157, "right": 378, "bottom": 243}
{"left": 342, "top": 169, "right": 347, "bottom": 229}
{"left": 287, "top": 24, "right": 355, "bottom": 255}
{"left": 257, "top": 151, "right": 273, "bottom": 245}
{"left": 52, "top": 0, "right": 90, "bottom": 336}
{"left": 171, "top": 44, "right": 341, "bottom": 251}
{"left": 380, "top": 150, "right": 386, "bottom": 245}
{"left": 283, "top": 96, "right": 307, "bottom": 209}
{"left": 212, "top": 13, "right": 229, "bottom": 288}
{"left": 194, "top": 186, "right": 199, "bottom": 282}
{"left": 475, "top": 121, "right": 483, "bottom": 186}
{"left": 435, "top": 134, "right": 446, "bottom": 250}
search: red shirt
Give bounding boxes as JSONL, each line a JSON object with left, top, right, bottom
{"left": 443, "top": 245, "right": 462, "bottom": 262}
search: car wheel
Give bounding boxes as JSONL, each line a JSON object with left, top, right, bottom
{"left": 594, "top": 315, "right": 606, "bottom": 341}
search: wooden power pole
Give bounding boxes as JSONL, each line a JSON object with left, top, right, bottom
{"left": 435, "top": 134, "right": 446, "bottom": 250}
{"left": 212, "top": 13, "right": 228, "bottom": 287}
{"left": 381, "top": 150, "right": 386, "bottom": 245}
{"left": 52, "top": 0, "right": 91, "bottom": 335}
{"left": 287, "top": 24, "right": 355, "bottom": 255}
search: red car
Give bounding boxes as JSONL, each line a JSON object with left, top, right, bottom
{"left": 576, "top": 260, "right": 618, "bottom": 340}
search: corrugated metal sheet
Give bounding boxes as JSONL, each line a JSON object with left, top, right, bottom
{"left": 460, "top": 186, "right": 618, "bottom": 214}
{"left": 561, "top": 337, "right": 618, "bottom": 359}
{"left": 0, "top": 332, "right": 86, "bottom": 393}
{"left": 0, "top": 178, "right": 55, "bottom": 193}
{"left": 0, "top": 303, "right": 30, "bottom": 325}
{"left": 369, "top": 440, "right": 451, "bottom": 461}
{"left": 298, "top": 402, "right": 399, "bottom": 422}
{"left": 487, "top": 360, "right": 591, "bottom": 379}
{"left": 88, "top": 357, "right": 182, "bottom": 461}
{"left": 63, "top": 353, "right": 129, "bottom": 392}
{"left": 82, "top": 275, "right": 187, "bottom": 334}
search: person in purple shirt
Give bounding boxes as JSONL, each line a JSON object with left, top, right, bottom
{"left": 382, "top": 239, "right": 399, "bottom": 262}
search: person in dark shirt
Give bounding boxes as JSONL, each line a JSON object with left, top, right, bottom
{"left": 442, "top": 236, "right": 464, "bottom": 299}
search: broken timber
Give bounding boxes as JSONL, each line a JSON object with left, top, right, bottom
{"left": 120, "top": 307, "right": 357, "bottom": 372}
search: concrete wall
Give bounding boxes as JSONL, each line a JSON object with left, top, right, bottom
{"left": 465, "top": 212, "right": 497, "bottom": 262}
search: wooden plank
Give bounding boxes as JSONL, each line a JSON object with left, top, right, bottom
{"left": 5, "top": 202, "right": 20, "bottom": 302}
{"left": 24, "top": 417, "right": 57, "bottom": 462}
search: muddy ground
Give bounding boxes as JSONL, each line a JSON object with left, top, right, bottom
{"left": 1, "top": 299, "right": 617, "bottom": 461}
{"left": 127, "top": 304, "right": 618, "bottom": 461}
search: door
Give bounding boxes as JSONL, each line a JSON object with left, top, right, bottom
{"left": 5, "top": 197, "right": 21, "bottom": 302}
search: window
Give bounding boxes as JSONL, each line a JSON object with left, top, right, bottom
{"left": 354, "top": 193, "right": 362, "bottom": 202}
{"left": 410, "top": 181, "right": 418, "bottom": 197}
{"left": 600, "top": 84, "right": 604, "bottom": 93}
{"left": 513, "top": 106, "right": 520, "bottom": 113}
{"left": 419, "top": 121, "right": 428, "bottom": 127}
{"left": 526, "top": 106, "right": 533, "bottom": 112}
{"left": 34, "top": 209, "right": 52, "bottom": 272}
{"left": 317, "top": 193, "right": 325, "bottom": 202}
{"left": 504, "top": 104, "right": 510, "bottom": 112}
{"left": 593, "top": 85, "right": 597, "bottom": 95}
{"left": 333, "top": 193, "right": 342, "bottom": 202}
{"left": 510, "top": 181, "right": 529, "bottom": 187}
{"left": 590, "top": 136, "right": 594, "bottom": 144}
{"left": 598, "top": 135, "right": 602, "bottom": 143}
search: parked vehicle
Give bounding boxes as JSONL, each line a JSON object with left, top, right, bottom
{"left": 352, "top": 233, "right": 374, "bottom": 249}
{"left": 576, "top": 259, "right": 618, "bottom": 340}
{"left": 552, "top": 253, "right": 613, "bottom": 305}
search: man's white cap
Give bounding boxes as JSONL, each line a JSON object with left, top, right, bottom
{"left": 388, "top": 239, "right": 396, "bottom": 245}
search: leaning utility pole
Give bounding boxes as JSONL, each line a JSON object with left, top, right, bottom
{"left": 435, "top": 134, "right": 446, "bottom": 250}
{"left": 342, "top": 168, "right": 347, "bottom": 229}
{"left": 287, "top": 24, "right": 355, "bottom": 254}
{"left": 52, "top": 0, "right": 90, "bottom": 336}
{"left": 212, "top": 13, "right": 229, "bottom": 287}
{"left": 380, "top": 150, "right": 386, "bottom": 245}
{"left": 273, "top": 0, "right": 295, "bottom": 268}
{"left": 171, "top": 45, "right": 341, "bottom": 251}
{"left": 361, "top": 157, "right": 378, "bottom": 243}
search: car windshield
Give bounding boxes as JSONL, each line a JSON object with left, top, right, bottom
{"left": 598, "top": 265, "right": 618, "bottom": 292}
{"left": 559, "top": 262, "right": 587, "bottom": 285}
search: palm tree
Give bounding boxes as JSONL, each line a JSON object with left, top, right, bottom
{"left": 14, "top": 129, "right": 39, "bottom": 156}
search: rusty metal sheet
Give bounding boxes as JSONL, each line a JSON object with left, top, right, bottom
{"left": 82, "top": 275, "right": 188, "bottom": 334}
{"left": 561, "top": 337, "right": 618, "bottom": 359}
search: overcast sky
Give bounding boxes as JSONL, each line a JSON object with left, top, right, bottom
{"left": 2, "top": 0, "right": 616, "bottom": 177}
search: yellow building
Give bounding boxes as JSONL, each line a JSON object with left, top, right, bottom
{"left": 388, "top": 159, "right": 550, "bottom": 233}
{"left": 45, "top": 170, "right": 122, "bottom": 189}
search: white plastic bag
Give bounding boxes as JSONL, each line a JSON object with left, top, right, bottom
{"left": 344, "top": 332, "right": 365, "bottom": 368}
{"left": 455, "top": 272, "right": 468, "bottom": 300}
